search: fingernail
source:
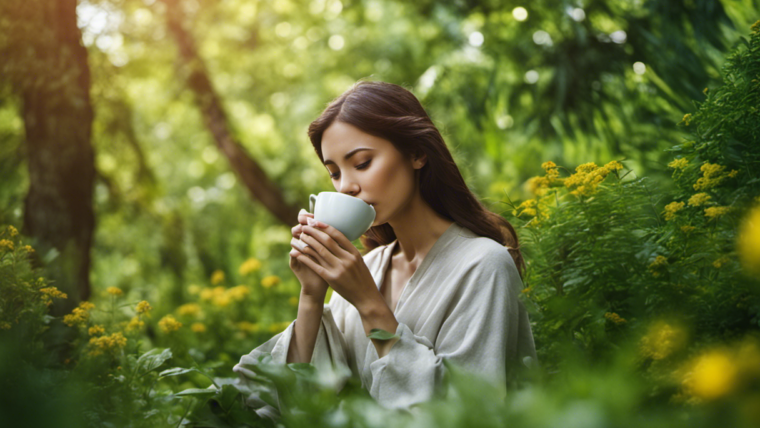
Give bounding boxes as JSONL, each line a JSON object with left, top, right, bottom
{"left": 307, "top": 218, "right": 315, "bottom": 226}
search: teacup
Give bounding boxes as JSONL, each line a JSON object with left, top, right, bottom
{"left": 294, "top": 192, "right": 376, "bottom": 251}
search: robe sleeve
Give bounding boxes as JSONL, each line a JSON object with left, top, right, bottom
{"left": 231, "top": 300, "right": 352, "bottom": 420}
{"left": 361, "top": 249, "right": 537, "bottom": 410}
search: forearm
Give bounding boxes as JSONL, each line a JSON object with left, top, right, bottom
{"left": 286, "top": 292, "right": 325, "bottom": 364}
{"left": 358, "top": 297, "right": 400, "bottom": 359}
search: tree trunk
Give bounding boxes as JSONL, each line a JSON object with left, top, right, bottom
{"left": 20, "top": 0, "right": 95, "bottom": 313}
{"left": 161, "top": 0, "right": 300, "bottom": 225}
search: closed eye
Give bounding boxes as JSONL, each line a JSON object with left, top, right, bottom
{"left": 329, "top": 160, "right": 371, "bottom": 179}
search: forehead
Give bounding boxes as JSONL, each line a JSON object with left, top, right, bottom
{"left": 322, "top": 121, "right": 389, "bottom": 163}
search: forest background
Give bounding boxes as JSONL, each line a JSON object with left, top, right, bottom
{"left": 1, "top": 0, "right": 760, "bottom": 427}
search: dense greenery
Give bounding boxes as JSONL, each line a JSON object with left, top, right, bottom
{"left": 1, "top": 0, "right": 760, "bottom": 427}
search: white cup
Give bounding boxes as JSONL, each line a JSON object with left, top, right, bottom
{"left": 294, "top": 192, "right": 376, "bottom": 251}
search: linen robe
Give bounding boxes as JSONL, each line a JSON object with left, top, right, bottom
{"left": 231, "top": 222, "right": 538, "bottom": 420}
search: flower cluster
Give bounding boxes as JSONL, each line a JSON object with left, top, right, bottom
{"left": 88, "top": 332, "right": 127, "bottom": 357}
{"left": 526, "top": 161, "right": 562, "bottom": 196}
{"left": 158, "top": 314, "right": 182, "bottom": 333}
{"left": 106, "top": 287, "right": 123, "bottom": 296}
{"left": 663, "top": 201, "right": 685, "bottom": 221}
{"left": 687, "top": 193, "right": 711, "bottom": 207}
{"left": 63, "top": 301, "right": 96, "bottom": 327}
{"left": 261, "top": 275, "right": 281, "bottom": 289}
{"left": 39, "top": 286, "right": 68, "bottom": 307}
{"left": 177, "top": 303, "right": 202, "bottom": 317}
{"left": 737, "top": 204, "right": 760, "bottom": 275}
{"left": 668, "top": 157, "right": 689, "bottom": 171}
{"left": 677, "top": 337, "right": 760, "bottom": 403}
{"left": 693, "top": 162, "right": 738, "bottom": 191}
{"left": 704, "top": 206, "right": 731, "bottom": 219}
{"left": 604, "top": 312, "right": 627, "bottom": 325}
{"left": 639, "top": 320, "right": 687, "bottom": 360}
{"left": 136, "top": 300, "right": 152, "bottom": 314}
{"left": 563, "top": 161, "right": 623, "bottom": 197}
{"left": 210, "top": 269, "right": 225, "bottom": 285}
{"left": 239, "top": 258, "right": 262, "bottom": 275}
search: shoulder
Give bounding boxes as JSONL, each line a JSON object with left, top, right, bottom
{"left": 453, "top": 225, "right": 515, "bottom": 268}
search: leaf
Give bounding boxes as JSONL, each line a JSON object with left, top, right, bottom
{"left": 367, "top": 328, "right": 400, "bottom": 340}
{"left": 175, "top": 388, "right": 218, "bottom": 398}
{"left": 136, "top": 348, "right": 172, "bottom": 375}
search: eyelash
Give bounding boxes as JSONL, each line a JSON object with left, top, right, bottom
{"left": 329, "top": 160, "right": 371, "bottom": 179}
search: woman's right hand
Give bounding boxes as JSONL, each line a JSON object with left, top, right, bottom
{"left": 290, "top": 209, "right": 330, "bottom": 299}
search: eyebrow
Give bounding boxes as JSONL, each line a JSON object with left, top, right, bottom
{"left": 323, "top": 147, "right": 375, "bottom": 166}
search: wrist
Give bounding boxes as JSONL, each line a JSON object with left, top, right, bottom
{"left": 357, "top": 293, "right": 388, "bottom": 320}
{"left": 298, "top": 291, "right": 326, "bottom": 307}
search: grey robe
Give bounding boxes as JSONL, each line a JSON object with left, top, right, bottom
{"left": 232, "top": 222, "right": 538, "bottom": 419}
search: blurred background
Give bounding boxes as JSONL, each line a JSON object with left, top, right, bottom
{"left": 1, "top": 0, "right": 760, "bottom": 427}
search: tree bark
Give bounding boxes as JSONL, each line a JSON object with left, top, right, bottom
{"left": 19, "top": 0, "right": 95, "bottom": 313}
{"left": 161, "top": 0, "right": 300, "bottom": 225}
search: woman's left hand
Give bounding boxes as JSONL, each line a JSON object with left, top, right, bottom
{"left": 295, "top": 219, "right": 381, "bottom": 314}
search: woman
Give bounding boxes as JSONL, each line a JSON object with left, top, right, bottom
{"left": 232, "top": 80, "right": 537, "bottom": 420}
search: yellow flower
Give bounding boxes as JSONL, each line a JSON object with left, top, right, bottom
{"left": 191, "top": 322, "right": 207, "bottom": 333}
{"left": 210, "top": 269, "right": 225, "bottom": 285}
{"left": 0, "top": 321, "right": 11, "bottom": 330}
{"left": 639, "top": 320, "right": 687, "bottom": 360}
{"left": 23, "top": 245, "right": 33, "bottom": 253}
{"left": 177, "top": 303, "right": 202, "bottom": 317}
{"left": 7, "top": 225, "right": 18, "bottom": 237}
{"left": 261, "top": 275, "right": 281, "bottom": 289}
{"left": 604, "top": 312, "right": 627, "bottom": 324}
{"left": 188, "top": 284, "right": 201, "bottom": 295}
{"left": 518, "top": 208, "right": 537, "bottom": 217}
{"left": 603, "top": 160, "right": 624, "bottom": 173}
{"left": 39, "top": 287, "right": 67, "bottom": 306}
{"left": 158, "top": 315, "right": 182, "bottom": 333}
{"left": 106, "top": 287, "right": 123, "bottom": 296}
{"left": 668, "top": 158, "right": 689, "bottom": 170}
{"left": 212, "top": 293, "right": 231, "bottom": 307}
{"left": 0, "top": 239, "right": 13, "bottom": 252}
{"left": 226, "top": 285, "right": 250, "bottom": 301}
{"left": 541, "top": 161, "right": 557, "bottom": 171}
{"left": 663, "top": 201, "right": 685, "bottom": 221}
{"left": 564, "top": 162, "right": 615, "bottom": 197}
{"left": 135, "top": 300, "right": 152, "bottom": 314}
{"left": 713, "top": 256, "right": 730, "bottom": 269}
{"left": 682, "top": 348, "right": 737, "bottom": 401}
{"left": 238, "top": 321, "right": 261, "bottom": 333}
{"left": 704, "top": 206, "right": 730, "bottom": 219}
{"left": 88, "top": 325, "right": 105, "bottom": 336}
{"left": 728, "top": 169, "right": 739, "bottom": 178}
{"left": 681, "top": 225, "right": 696, "bottom": 233}
{"left": 288, "top": 296, "right": 299, "bottom": 307}
{"left": 752, "top": 20, "right": 760, "bottom": 33}
{"left": 688, "top": 193, "right": 711, "bottom": 207}
{"left": 681, "top": 113, "right": 693, "bottom": 126}
{"left": 737, "top": 204, "right": 760, "bottom": 275}
{"left": 239, "top": 258, "right": 262, "bottom": 276}
{"left": 87, "top": 332, "right": 127, "bottom": 357}
{"left": 63, "top": 301, "right": 96, "bottom": 327}
{"left": 125, "top": 316, "right": 145, "bottom": 332}
{"left": 693, "top": 162, "right": 731, "bottom": 191}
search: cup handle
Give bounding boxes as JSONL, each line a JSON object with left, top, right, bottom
{"left": 309, "top": 194, "right": 317, "bottom": 214}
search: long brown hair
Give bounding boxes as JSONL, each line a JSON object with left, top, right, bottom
{"left": 307, "top": 80, "right": 526, "bottom": 280}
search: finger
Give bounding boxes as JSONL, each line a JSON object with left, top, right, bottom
{"left": 292, "top": 224, "right": 303, "bottom": 238}
{"left": 304, "top": 222, "right": 357, "bottom": 258}
{"left": 299, "top": 232, "right": 336, "bottom": 267}
{"left": 298, "top": 209, "right": 315, "bottom": 225}
{"left": 292, "top": 250, "right": 328, "bottom": 279}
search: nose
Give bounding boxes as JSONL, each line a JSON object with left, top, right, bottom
{"left": 338, "top": 178, "right": 360, "bottom": 197}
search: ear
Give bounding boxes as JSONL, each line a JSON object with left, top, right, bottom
{"left": 411, "top": 151, "right": 427, "bottom": 169}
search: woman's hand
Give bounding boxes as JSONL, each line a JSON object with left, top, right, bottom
{"left": 296, "top": 220, "right": 381, "bottom": 314}
{"left": 289, "top": 209, "right": 330, "bottom": 299}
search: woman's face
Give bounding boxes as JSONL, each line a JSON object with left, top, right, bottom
{"left": 321, "top": 120, "right": 423, "bottom": 226}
